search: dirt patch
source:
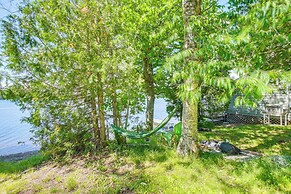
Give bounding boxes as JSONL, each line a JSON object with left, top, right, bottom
{"left": 2, "top": 153, "right": 140, "bottom": 193}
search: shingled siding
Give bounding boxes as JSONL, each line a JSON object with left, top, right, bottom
{"left": 227, "top": 94, "right": 265, "bottom": 116}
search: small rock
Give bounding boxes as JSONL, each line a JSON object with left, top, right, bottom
{"left": 219, "top": 142, "right": 241, "bottom": 155}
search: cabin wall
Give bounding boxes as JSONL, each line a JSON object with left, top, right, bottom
{"left": 226, "top": 93, "right": 291, "bottom": 125}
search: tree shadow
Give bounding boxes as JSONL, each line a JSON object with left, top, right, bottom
{"left": 201, "top": 125, "right": 291, "bottom": 155}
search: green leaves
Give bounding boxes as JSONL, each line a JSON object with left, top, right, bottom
{"left": 171, "top": 0, "right": 290, "bottom": 117}
{"left": 161, "top": 121, "right": 182, "bottom": 147}
{"left": 0, "top": 0, "right": 289, "bottom": 155}
{"left": 234, "top": 0, "right": 290, "bottom": 71}
{"left": 0, "top": 0, "right": 147, "bottom": 154}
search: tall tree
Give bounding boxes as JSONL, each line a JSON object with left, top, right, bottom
{"left": 177, "top": 0, "right": 201, "bottom": 156}
{"left": 0, "top": 0, "right": 142, "bottom": 155}
{"left": 176, "top": 0, "right": 290, "bottom": 156}
{"left": 118, "top": 0, "right": 182, "bottom": 131}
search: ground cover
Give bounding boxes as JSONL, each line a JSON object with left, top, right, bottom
{"left": 0, "top": 124, "right": 290, "bottom": 193}
{"left": 199, "top": 124, "right": 291, "bottom": 155}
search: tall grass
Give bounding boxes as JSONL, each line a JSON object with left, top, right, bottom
{"left": 0, "top": 154, "right": 48, "bottom": 174}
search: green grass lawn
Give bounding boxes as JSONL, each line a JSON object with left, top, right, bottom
{"left": 199, "top": 124, "right": 291, "bottom": 155}
{"left": 0, "top": 124, "right": 290, "bottom": 193}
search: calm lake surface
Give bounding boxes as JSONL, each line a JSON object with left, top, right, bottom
{"left": 0, "top": 100, "right": 39, "bottom": 156}
{"left": 0, "top": 99, "right": 177, "bottom": 156}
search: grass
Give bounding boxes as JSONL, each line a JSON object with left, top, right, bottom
{"left": 0, "top": 154, "right": 48, "bottom": 174}
{"left": 66, "top": 176, "right": 78, "bottom": 191}
{"left": 0, "top": 124, "right": 290, "bottom": 193}
{"left": 199, "top": 124, "right": 291, "bottom": 155}
{"left": 0, "top": 154, "right": 48, "bottom": 194}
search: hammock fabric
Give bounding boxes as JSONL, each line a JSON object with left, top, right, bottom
{"left": 111, "top": 107, "right": 177, "bottom": 139}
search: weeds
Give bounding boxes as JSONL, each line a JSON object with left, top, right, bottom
{"left": 0, "top": 154, "right": 48, "bottom": 174}
{"left": 66, "top": 176, "right": 78, "bottom": 191}
{"left": 0, "top": 125, "right": 290, "bottom": 193}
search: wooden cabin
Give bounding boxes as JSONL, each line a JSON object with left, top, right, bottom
{"left": 226, "top": 89, "right": 291, "bottom": 125}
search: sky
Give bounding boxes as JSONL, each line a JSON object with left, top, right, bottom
{"left": 0, "top": 0, "right": 19, "bottom": 19}
{"left": 219, "top": 0, "right": 229, "bottom": 6}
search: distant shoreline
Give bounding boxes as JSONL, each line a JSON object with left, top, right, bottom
{"left": 0, "top": 150, "right": 39, "bottom": 162}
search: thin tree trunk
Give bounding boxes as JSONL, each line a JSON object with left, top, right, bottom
{"left": 112, "top": 90, "right": 119, "bottom": 125}
{"left": 124, "top": 97, "right": 130, "bottom": 128}
{"left": 90, "top": 95, "right": 100, "bottom": 145}
{"left": 143, "top": 55, "right": 155, "bottom": 131}
{"left": 112, "top": 85, "right": 126, "bottom": 144}
{"left": 177, "top": 0, "right": 201, "bottom": 157}
{"left": 97, "top": 74, "right": 106, "bottom": 146}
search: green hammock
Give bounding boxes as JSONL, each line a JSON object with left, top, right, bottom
{"left": 111, "top": 107, "right": 177, "bottom": 139}
{"left": 161, "top": 121, "right": 182, "bottom": 146}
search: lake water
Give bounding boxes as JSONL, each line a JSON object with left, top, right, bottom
{"left": 0, "top": 99, "right": 177, "bottom": 156}
{"left": 135, "top": 98, "right": 178, "bottom": 124}
{"left": 0, "top": 100, "right": 39, "bottom": 156}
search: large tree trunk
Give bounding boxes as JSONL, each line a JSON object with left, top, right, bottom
{"left": 97, "top": 74, "right": 106, "bottom": 146}
{"left": 177, "top": 0, "right": 201, "bottom": 157}
{"left": 143, "top": 55, "right": 155, "bottom": 131}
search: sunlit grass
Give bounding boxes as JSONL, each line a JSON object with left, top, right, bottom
{"left": 120, "top": 124, "right": 291, "bottom": 193}
{"left": 199, "top": 124, "right": 291, "bottom": 155}
{"left": 66, "top": 176, "right": 78, "bottom": 191}
{"left": 0, "top": 179, "right": 27, "bottom": 194}
{"left": 125, "top": 150, "right": 290, "bottom": 193}
{"left": 0, "top": 124, "right": 290, "bottom": 193}
{"left": 0, "top": 154, "right": 48, "bottom": 174}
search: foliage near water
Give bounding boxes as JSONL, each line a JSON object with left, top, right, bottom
{"left": 0, "top": 124, "right": 290, "bottom": 193}
{"left": 1, "top": 0, "right": 290, "bottom": 156}
{"left": 0, "top": 1, "right": 290, "bottom": 192}
{"left": 0, "top": 154, "right": 47, "bottom": 174}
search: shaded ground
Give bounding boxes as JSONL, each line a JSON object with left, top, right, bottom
{"left": 0, "top": 124, "right": 290, "bottom": 193}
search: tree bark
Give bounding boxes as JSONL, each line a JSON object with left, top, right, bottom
{"left": 177, "top": 0, "right": 201, "bottom": 157}
{"left": 124, "top": 96, "right": 130, "bottom": 128}
{"left": 90, "top": 95, "right": 100, "bottom": 145}
{"left": 143, "top": 55, "right": 155, "bottom": 131}
{"left": 112, "top": 84, "right": 126, "bottom": 144}
{"left": 97, "top": 74, "right": 106, "bottom": 146}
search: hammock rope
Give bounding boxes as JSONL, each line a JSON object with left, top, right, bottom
{"left": 111, "top": 107, "right": 177, "bottom": 139}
